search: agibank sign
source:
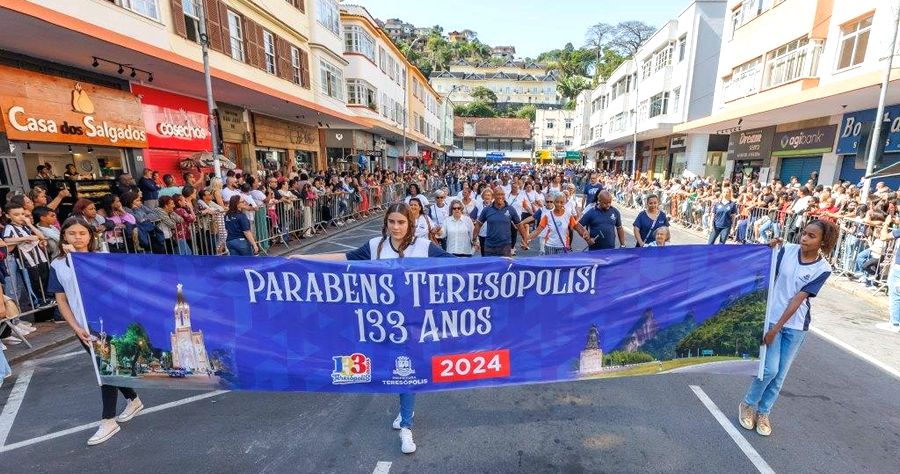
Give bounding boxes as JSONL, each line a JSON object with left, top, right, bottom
{"left": 0, "top": 65, "right": 148, "bottom": 148}
{"left": 771, "top": 125, "right": 837, "bottom": 157}
{"left": 836, "top": 104, "right": 900, "bottom": 155}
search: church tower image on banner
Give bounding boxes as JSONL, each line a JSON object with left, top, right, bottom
{"left": 170, "top": 283, "right": 211, "bottom": 372}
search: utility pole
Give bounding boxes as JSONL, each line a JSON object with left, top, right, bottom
{"left": 402, "top": 36, "right": 427, "bottom": 173}
{"left": 197, "top": 4, "right": 222, "bottom": 177}
{"left": 862, "top": 0, "right": 900, "bottom": 201}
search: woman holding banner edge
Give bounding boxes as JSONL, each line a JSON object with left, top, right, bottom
{"left": 291, "top": 202, "right": 454, "bottom": 455}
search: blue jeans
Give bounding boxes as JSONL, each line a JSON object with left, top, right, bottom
{"left": 399, "top": 393, "right": 415, "bottom": 428}
{"left": 0, "top": 347, "right": 11, "bottom": 381}
{"left": 177, "top": 239, "right": 192, "bottom": 256}
{"left": 889, "top": 265, "right": 900, "bottom": 326}
{"left": 708, "top": 226, "right": 729, "bottom": 244}
{"left": 744, "top": 325, "right": 807, "bottom": 415}
{"left": 855, "top": 248, "right": 871, "bottom": 274}
{"left": 227, "top": 238, "right": 253, "bottom": 256}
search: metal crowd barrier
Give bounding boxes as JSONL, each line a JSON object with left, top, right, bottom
{"left": 2, "top": 245, "right": 56, "bottom": 348}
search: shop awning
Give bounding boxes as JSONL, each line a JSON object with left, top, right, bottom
{"left": 866, "top": 160, "right": 900, "bottom": 179}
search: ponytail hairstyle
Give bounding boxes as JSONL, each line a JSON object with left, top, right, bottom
{"left": 57, "top": 216, "right": 96, "bottom": 260}
{"left": 376, "top": 202, "right": 415, "bottom": 259}
{"left": 807, "top": 219, "right": 839, "bottom": 256}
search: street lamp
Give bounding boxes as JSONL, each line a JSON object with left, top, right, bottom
{"left": 196, "top": 5, "right": 222, "bottom": 178}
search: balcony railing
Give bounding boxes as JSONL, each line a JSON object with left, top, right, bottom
{"left": 722, "top": 65, "right": 760, "bottom": 103}
{"left": 763, "top": 40, "right": 823, "bottom": 90}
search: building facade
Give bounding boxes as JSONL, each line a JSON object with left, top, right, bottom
{"left": 429, "top": 60, "right": 560, "bottom": 111}
{"left": 579, "top": 0, "right": 728, "bottom": 179}
{"left": 533, "top": 109, "right": 578, "bottom": 163}
{"left": 676, "top": 0, "right": 900, "bottom": 187}
{"left": 449, "top": 117, "right": 533, "bottom": 162}
{"left": 0, "top": 0, "right": 448, "bottom": 199}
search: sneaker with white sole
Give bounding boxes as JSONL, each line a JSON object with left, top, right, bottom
{"left": 87, "top": 419, "right": 121, "bottom": 446}
{"left": 738, "top": 402, "right": 756, "bottom": 430}
{"left": 399, "top": 428, "right": 416, "bottom": 454}
{"left": 392, "top": 412, "right": 414, "bottom": 430}
{"left": 16, "top": 320, "right": 32, "bottom": 327}
{"left": 756, "top": 414, "right": 772, "bottom": 436}
{"left": 1, "top": 337, "right": 22, "bottom": 345}
{"left": 14, "top": 324, "right": 35, "bottom": 334}
{"left": 116, "top": 397, "right": 144, "bottom": 422}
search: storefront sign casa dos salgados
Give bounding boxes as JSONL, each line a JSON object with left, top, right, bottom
{"left": 836, "top": 104, "right": 900, "bottom": 155}
{"left": 0, "top": 65, "right": 147, "bottom": 148}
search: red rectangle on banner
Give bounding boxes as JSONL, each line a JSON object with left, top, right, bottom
{"left": 431, "top": 349, "right": 510, "bottom": 384}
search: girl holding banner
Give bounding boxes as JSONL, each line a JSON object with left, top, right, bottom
{"left": 739, "top": 220, "right": 838, "bottom": 437}
{"left": 47, "top": 217, "right": 144, "bottom": 446}
{"left": 293, "top": 202, "right": 454, "bottom": 454}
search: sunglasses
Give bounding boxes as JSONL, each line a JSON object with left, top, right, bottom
{"left": 451, "top": 207, "right": 462, "bottom": 210}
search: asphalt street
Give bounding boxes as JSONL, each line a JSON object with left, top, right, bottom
{"left": 0, "top": 206, "right": 898, "bottom": 473}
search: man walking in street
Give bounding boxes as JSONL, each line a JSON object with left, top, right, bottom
{"left": 472, "top": 192, "right": 529, "bottom": 257}
{"left": 579, "top": 191, "right": 626, "bottom": 250}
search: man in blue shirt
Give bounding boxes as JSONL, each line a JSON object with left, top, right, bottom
{"left": 582, "top": 173, "right": 603, "bottom": 208}
{"left": 472, "top": 193, "right": 529, "bottom": 257}
{"left": 579, "top": 191, "right": 626, "bottom": 250}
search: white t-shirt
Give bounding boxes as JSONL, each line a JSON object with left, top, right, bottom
{"left": 49, "top": 257, "right": 87, "bottom": 327}
{"left": 540, "top": 210, "right": 576, "bottom": 249}
{"left": 768, "top": 243, "right": 832, "bottom": 331}
{"left": 507, "top": 191, "right": 528, "bottom": 215}
{"left": 413, "top": 214, "right": 433, "bottom": 239}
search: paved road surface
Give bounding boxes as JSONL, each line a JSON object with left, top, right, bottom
{"left": 0, "top": 206, "right": 898, "bottom": 473}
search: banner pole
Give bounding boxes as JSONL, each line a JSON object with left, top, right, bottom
{"left": 68, "top": 255, "right": 103, "bottom": 387}
{"left": 758, "top": 245, "right": 778, "bottom": 380}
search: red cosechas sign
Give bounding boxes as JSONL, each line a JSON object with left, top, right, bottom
{"left": 132, "top": 84, "right": 211, "bottom": 151}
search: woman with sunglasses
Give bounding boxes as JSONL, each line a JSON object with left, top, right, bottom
{"left": 444, "top": 199, "right": 475, "bottom": 257}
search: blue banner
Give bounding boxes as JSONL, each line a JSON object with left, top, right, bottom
{"left": 72, "top": 245, "right": 771, "bottom": 393}
{"left": 836, "top": 104, "right": 900, "bottom": 155}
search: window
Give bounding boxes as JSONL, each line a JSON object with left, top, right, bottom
{"left": 115, "top": 0, "right": 160, "bottom": 21}
{"left": 345, "top": 26, "right": 376, "bottom": 62}
{"left": 347, "top": 79, "right": 377, "bottom": 109}
{"left": 730, "top": 8, "right": 741, "bottom": 39}
{"left": 379, "top": 47, "right": 388, "bottom": 72}
{"left": 654, "top": 45, "right": 672, "bottom": 72}
{"left": 764, "top": 37, "right": 822, "bottom": 89}
{"left": 564, "top": 139, "right": 571, "bottom": 146}
{"left": 320, "top": 60, "right": 343, "bottom": 100}
{"left": 671, "top": 87, "right": 681, "bottom": 114}
{"left": 290, "top": 47, "right": 302, "bottom": 84}
{"left": 564, "top": 119, "right": 572, "bottom": 129}
{"left": 227, "top": 11, "right": 244, "bottom": 62}
{"left": 678, "top": 36, "right": 687, "bottom": 62}
{"left": 263, "top": 30, "right": 277, "bottom": 74}
{"left": 649, "top": 92, "right": 669, "bottom": 118}
{"left": 723, "top": 57, "right": 761, "bottom": 101}
{"left": 543, "top": 138, "right": 552, "bottom": 146}
{"left": 546, "top": 120, "right": 554, "bottom": 129}
{"left": 317, "top": 0, "right": 340, "bottom": 36}
{"left": 837, "top": 16, "right": 872, "bottom": 70}
{"left": 642, "top": 61, "right": 652, "bottom": 79}
{"left": 182, "top": 0, "right": 201, "bottom": 42}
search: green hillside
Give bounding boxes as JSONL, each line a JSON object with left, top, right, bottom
{"left": 676, "top": 291, "right": 767, "bottom": 358}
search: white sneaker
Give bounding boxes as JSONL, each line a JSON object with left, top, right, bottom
{"left": 392, "top": 412, "right": 413, "bottom": 430}
{"left": 399, "top": 428, "right": 416, "bottom": 454}
{"left": 116, "top": 397, "right": 144, "bottom": 422}
{"left": 16, "top": 320, "right": 32, "bottom": 327}
{"left": 14, "top": 323, "right": 35, "bottom": 334}
{"left": 1, "top": 337, "right": 22, "bottom": 345}
{"left": 87, "top": 419, "right": 120, "bottom": 446}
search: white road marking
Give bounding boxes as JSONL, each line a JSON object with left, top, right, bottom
{"left": 22, "top": 351, "right": 82, "bottom": 367}
{"left": 810, "top": 327, "right": 900, "bottom": 380}
{"left": 689, "top": 385, "right": 775, "bottom": 474}
{"left": 372, "top": 461, "right": 392, "bottom": 474}
{"left": 0, "top": 369, "right": 33, "bottom": 447}
{"left": 324, "top": 242, "right": 358, "bottom": 250}
{"left": 0, "top": 390, "right": 228, "bottom": 452}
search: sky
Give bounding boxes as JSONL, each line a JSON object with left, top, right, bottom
{"left": 347, "top": 0, "right": 684, "bottom": 59}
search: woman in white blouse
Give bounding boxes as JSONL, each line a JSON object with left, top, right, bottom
{"left": 443, "top": 199, "right": 475, "bottom": 257}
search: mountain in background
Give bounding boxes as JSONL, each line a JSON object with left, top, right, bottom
{"left": 617, "top": 309, "right": 659, "bottom": 353}
{"left": 676, "top": 291, "right": 767, "bottom": 358}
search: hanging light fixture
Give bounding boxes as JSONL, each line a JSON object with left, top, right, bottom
{"left": 117, "top": 64, "right": 125, "bottom": 74}
{"left": 148, "top": 73, "right": 154, "bottom": 83}
{"left": 67, "top": 145, "right": 73, "bottom": 153}
{"left": 91, "top": 57, "right": 99, "bottom": 68}
{"left": 87, "top": 146, "right": 94, "bottom": 153}
{"left": 130, "top": 68, "right": 137, "bottom": 78}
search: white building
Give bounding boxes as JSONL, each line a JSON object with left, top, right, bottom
{"left": 430, "top": 60, "right": 560, "bottom": 111}
{"left": 676, "top": 0, "right": 900, "bottom": 187}
{"left": 580, "top": 0, "right": 728, "bottom": 178}
{"left": 534, "top": 109, "right": 577, "bottom": 161}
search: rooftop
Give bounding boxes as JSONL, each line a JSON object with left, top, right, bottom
{"left": 453, "top": 117, "right": 532, "bottom": 139}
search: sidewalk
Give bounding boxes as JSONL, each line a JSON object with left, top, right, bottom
{"left": 617, "top": 205, "right": 900, "bottom": 377}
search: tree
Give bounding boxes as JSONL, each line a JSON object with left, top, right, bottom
{"left": 595, "top": 48, "right": 627, "bottom": 80}
{"left": 454, "top": 101, "right": 497, "bottom": 118}
{"left": 112, "top": 323, "right": 152, "bottom": 376}
{"left": 470, "top": 86, "right": 497, "bottom": 104}
{"left": 585, "top": 22, "right": 616, "bottom": 69}
{"left": 610, "top": 21, "right": 656, "bottom": 57}
{"left": 514, "top": 104, "right": 537, "bottom": 122}
{"left": 556, "top": 75, "right": 591, "bottom": 106}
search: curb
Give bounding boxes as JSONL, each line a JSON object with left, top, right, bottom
{"left": 7, "top": 333, "right": 78, "bottom": 365}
